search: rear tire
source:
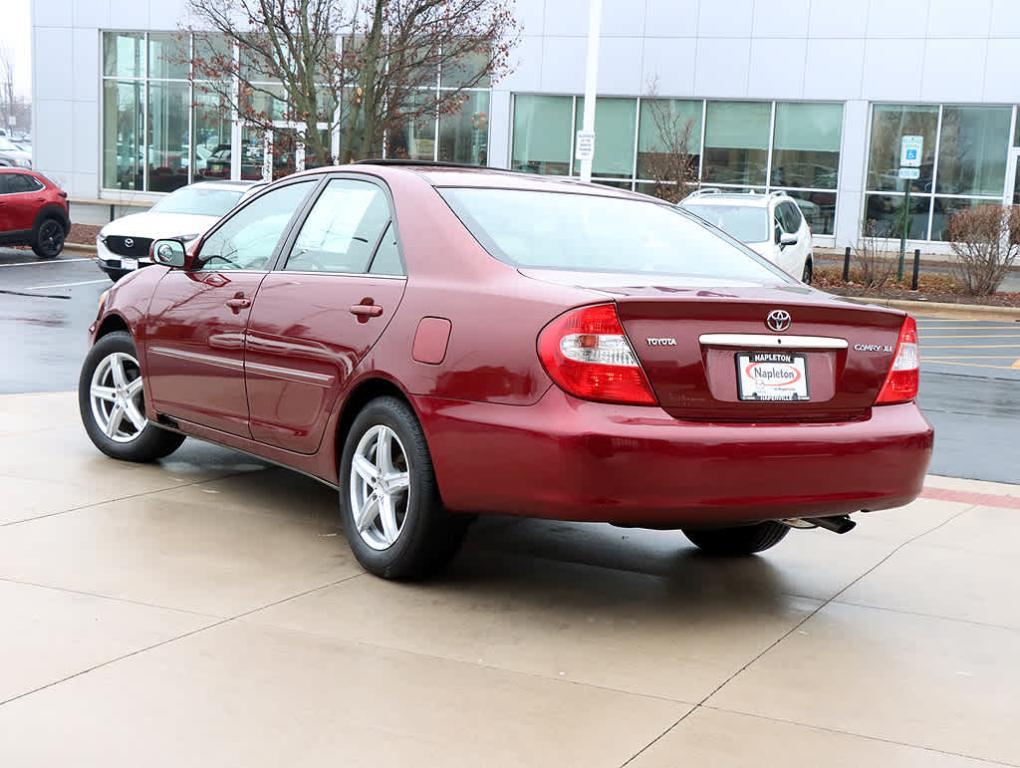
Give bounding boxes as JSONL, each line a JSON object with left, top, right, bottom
{"left": 78, "top": 331, "right": 185, "bottom": 462}
{"left": 32, "top": 217, "right": 66, "bottom": 259}
{"left": 801, "top": 259, "right": 813, "bottom": 284}
{"left": 683, "top": 521, "right": 789, "bottom": 556}
{"left": 339, "top": 396, "right": 469, "bottom": 580}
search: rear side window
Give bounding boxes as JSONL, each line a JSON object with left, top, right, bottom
{"left": 441, "top": 188, "right": 790, "bottom": 283}
{"left": 4, "top": 174, "right": 43, "bottom": 194}
{"left": 285, "top": 179, "right": 392, "bottom": 274}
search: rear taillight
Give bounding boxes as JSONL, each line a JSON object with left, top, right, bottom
{"left": 875, "top": 316, "right": 919, "bottom": 405}
{"left": 538, "top": 303, "right": 657, "bottom": 406}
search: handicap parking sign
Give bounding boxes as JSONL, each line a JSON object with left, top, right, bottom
{"left": 900, "top": 136, "right": 923, "bottom": 168}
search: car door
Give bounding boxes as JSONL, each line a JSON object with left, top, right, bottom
{"left": 0, "top": 173, "right": 45, "bottom": 236}
{"left": 771, "top": 201, "right": 799, "bottom": 276}
{"left": 143, "top": 178, "right": 317, "bottom": 437}
{"left": 244, "top": 176, "right": 407, "bottom": 453}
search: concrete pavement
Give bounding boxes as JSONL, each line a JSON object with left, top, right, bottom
{"left": 1, "top": 391, "right": 1019, "bottom": 767}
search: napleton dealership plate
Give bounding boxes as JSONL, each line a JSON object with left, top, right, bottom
{"left": 736, "top": 351, "right": 809, "bottom": 401}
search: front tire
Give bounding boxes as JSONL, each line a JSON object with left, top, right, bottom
{"left": 78, "top": 331, "right": 185, "bottom": 462}
{"left": 339, "top": 396, "right": 469, "bottom": 580}
{"left": 32, "top": 217, "right": 66, "bottom": 259}
{"left": 683, "top": 521, "right": 789, "bottom": 556}
{"left": 801, "top": 258, "right": 813, "bottom": 284}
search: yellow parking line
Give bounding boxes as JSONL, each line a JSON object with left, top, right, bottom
{"left": 917, "top": 334, "right": 1020, "bottom": 339}
{"left": 924, "top": 360, "right": 1018, "bottom": 370}
{"left": 918, "top": 325, "right": 1020, "bottom": 331}
{"left": 922, "top": 344, "right": 1020, "bottom": 349}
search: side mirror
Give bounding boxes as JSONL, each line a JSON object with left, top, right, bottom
{"left": 779, "top": 232, "right": 799, "bottom": 249}
{"left": 152, "top": 239, "right": 187, "bottom": 268}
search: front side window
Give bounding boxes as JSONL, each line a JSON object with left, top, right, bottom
{"left": 443, "top": 188, "right": 789, "bottom": 283}
{"left": 197, "top": 180, "right": 315, "bottom": 271}
{"left": 286, "top": 179, "right": 392, "bottom": 273}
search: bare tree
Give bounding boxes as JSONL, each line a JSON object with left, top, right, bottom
{"left": 853, "top": 220, "right": 897, "bottom": 289}
{"left": 639, "top": 81, "right": 698, "bottom": 203}
{"left": 945, "top": 205, "right": 1020, "bottom": 295}
{"left": 184, "top": 0, "right": 518, "bottom": 169}
{"left": 0, "top": 45, "right": 15, "bottom": 131}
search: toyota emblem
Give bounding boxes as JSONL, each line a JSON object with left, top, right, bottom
{"left": 766, "top": 309, "right": 791, "bottom": 332}
{"left": 124, "top": 237, "right": 134, "bottom": 248}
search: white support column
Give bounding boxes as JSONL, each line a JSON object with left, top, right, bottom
{"left": 578, "top": 0, "right": 602, "bottom": 184}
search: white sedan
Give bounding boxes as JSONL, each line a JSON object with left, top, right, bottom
{"left": 96, "top": 180, "right": 266, "bottom": 281}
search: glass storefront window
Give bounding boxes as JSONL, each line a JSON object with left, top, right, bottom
{"left": 387, "top": 93, "right": 437, "bottom": 161}
{"left": 147, "top": 81, "right": 191, "bottom": 192}
{"left": 148, "top": 32, "right": 189, "bottom": 80}
{"left": 864, "top": 194, "right": 930, "bottom": 240}
{"left": 703, "top": 101, "right": 771, "bottom": 186}
{"left": 439, "top": 91, "right": 490, "bottom": 165}
{"left": 193, "top": 85, "right": 233, "bottom": 181}
{"left": 936, "top": 106, "right": 1011, "bottom": 196}
{"left": 636, "top": 99, "right": 701, "bottom": 181}
{"left": 572, "top": 97, "right": 637, "bottom": 178}
{"left": 771, "top": 102, "right": 842, "bottom": 189}
{"left": 102, "top": 80, "right": 144, "bottom": 190}
{"left": 511, "top": 95, "right": 572, "bottom": 175}
{"left": 440, "top": 48, "right": 492, "bottom": 89}
{"left": 867, "top": 105, "right": 938, "bottom": 192}
{"left": 784, "top": 191, "right": 837, "bottom": 236}
{"left": 103, "top": 32, "right": 144, "bottom": 78}
{"left": 930, "top": 197, "right": 998, "bottom": 241}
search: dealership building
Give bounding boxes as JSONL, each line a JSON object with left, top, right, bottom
{"left": 30, "top": 0, "right": 1020, "bottom": 248}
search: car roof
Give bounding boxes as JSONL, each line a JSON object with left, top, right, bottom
{"left": 287, "top": 161, "right": 655, "bottom": 201}
{"left": 187, "top": 180, "right": 262, "bottom": 191}
{"left": 680, "top": 191, "right": 782, "bottom": 208}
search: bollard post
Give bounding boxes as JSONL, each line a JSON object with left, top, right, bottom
{"left": 911, "top": 248, "right": 921, "bottom": 290}
{"left": 842, "top": 246, "right": 851, "bottom": 282}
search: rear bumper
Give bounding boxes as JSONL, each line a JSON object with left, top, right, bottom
{"left": 416, "top": 388, "right": 933, "bottom": 525}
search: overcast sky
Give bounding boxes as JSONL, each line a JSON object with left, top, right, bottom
{"left": 0, "top": 0, "right": 32, "bottom": 99}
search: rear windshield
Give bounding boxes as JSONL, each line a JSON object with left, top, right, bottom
{"left": 151, "top": 185, "right": 244, "bottom": 216}
{"left": 440, "top": 188, "right": 789, "bottom": 282}
{"left": 681, "top": 203, "right": 769, "bottom": 243}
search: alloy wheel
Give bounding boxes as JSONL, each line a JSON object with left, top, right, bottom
{"left": 89, "top": 351, "right": 147, "bottom": 443}
{"left": 349, "top": 425, "right": 411, "bottom": 551}
{"left": 37, "top": 220, "right": 64, "bottom": 257}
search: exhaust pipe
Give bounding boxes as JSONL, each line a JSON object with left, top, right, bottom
{"left": 781, "top": 515, "right": 857, "bottom": 534}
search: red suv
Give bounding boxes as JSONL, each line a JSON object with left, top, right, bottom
{"left": 0, "top": 168, "right": 70, "bottom": 258}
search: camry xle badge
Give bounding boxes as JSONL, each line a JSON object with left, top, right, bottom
{"left": 854, "top": 343, "right": 895, "bottom": 353}
{"left": 766, "top": 309, "right": 791, "bottom": 332}
{"left": 124, "top": 238, "right": 134, "bottom": 248}
{"left": 646, "top": 337, "right": 677, "bottom": 347}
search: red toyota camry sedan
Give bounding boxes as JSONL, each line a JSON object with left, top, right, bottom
{"left": 79, "top": 162, "right": 933, "bottom": 579}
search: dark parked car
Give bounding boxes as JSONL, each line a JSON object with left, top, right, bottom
{"left": 79, "top": 162, "right": 932, "bottom": 580}
{"left": 0, "top": 168, "right": 70, "bottom": 258}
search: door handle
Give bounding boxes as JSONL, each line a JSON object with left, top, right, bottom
{"left": 226, "top": 297, "right": 251, "bottom": 312}
{"left": 349, "top": 303, "right": 383, "bottom": 320}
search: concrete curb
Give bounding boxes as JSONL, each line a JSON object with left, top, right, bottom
{"left": 843, "top": 295, "right": 1020, "bottom": 321}
{"left": 63, "top": 243, "right": 97, "bottom": 255}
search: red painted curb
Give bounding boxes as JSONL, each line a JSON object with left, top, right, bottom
{"left": 921, "top": 486, "right": 1020, "bottom": 510}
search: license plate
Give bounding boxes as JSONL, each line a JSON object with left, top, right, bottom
{"left": 736, "top": 351, "right": 809, "bottom": 401}
{"left": 121, "top": 257, "right": 138, "bottom": 271}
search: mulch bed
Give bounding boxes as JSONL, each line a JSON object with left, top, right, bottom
{"left": 68, "top": 223, "right": 102, "bottom": 245}
{"left": 814, "top": 267, "right": 1020, "bottom": 308}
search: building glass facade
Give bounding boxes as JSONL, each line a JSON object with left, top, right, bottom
{"left": 100, "top": 31, "right": 492, "bottom": 193}
{"left": 510, "top": 95, "right": 844, "bottom": 235}
{"left": 865, "top": 104, "right": 1014, "bottom": 242}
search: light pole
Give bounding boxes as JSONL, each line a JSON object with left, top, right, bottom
{"left": 578, "top": 0, "right": 603, "bottom": 184}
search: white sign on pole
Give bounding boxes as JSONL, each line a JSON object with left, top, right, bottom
{"left": 6, "top": 115, "right": 14, "bottom": 127}
{"left": 575, "top": 131, "right": 596, "bottom": 163}
{"left": 900, "top": 135, "right": 923, "bottom": 168}
{"left": 898, "top": 167, "right": 920, "bottom": 180}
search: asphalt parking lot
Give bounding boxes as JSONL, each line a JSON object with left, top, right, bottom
{"left": 2, "top": 248, "right": 1020, "bottom": 765}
